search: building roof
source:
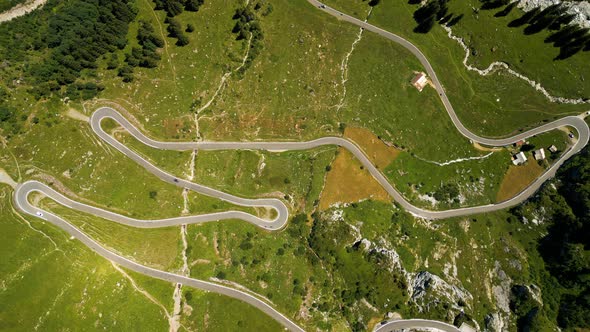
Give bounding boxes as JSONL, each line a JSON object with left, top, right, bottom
{"left": 411, "top": 73, "right": 426, "bottom": 84}
{"left": 512, "top": 151, "right": 527, "bottom": 165}
{"left": 411, "top": 73, "right": 428, "bottom": 91}
{"left": 548, "top": 145, "right": 558, "bottom": 153}
{"left": 534, "top": 148, "right": 546, "bottom": 160}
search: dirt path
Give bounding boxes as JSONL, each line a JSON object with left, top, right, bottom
{"left": 0, "top": 168, "right": 17, "bottom": 188}
{"left": 65, "top": 109, "right": 89, "bottom": 122}
{"left": 143, "top": 0, "right": 177, "bottom": 84}
{"left": 335, "top": 8, "right": 372, "bottom": 112}
{"left": 0, "top": 0, "right": 47, "bottom": 23}
{"left": 195, "top": 36, "right": 253, "bottom": 114}
{"left": 111, "top": 262, "right": 172, "bottom": 318}
{"left": 473, "top": 142, "right": 503, "bottom": 152}
{"left": 442, "top": 25, "right": 589, "bottom": 105}
{"left": 170, "top": 224, "right": 190, "bottom": 332}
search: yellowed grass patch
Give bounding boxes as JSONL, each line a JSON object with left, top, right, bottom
{"left": 496, "top": 160, "right": 545, "bottom": 202}
{"left": 344, "top": 127, "right": 400, "bottom": 169}
{"left": 366, "top": 317, "right": 384, "bottom": 331}
{"left": 319, "top": 148, "right": 390, "bottom": 210}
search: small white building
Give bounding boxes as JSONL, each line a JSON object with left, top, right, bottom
{"left": 534, "top": 148, "right": 546, "bottom": 161}
{"left": 512, "top": 151, "right": 527, "bottom": 165}
{"left": 411, "top": 72, "right": 428, "bottom": 92}
{"left": 548, "top": 145, "right": 558, "bottom": 153}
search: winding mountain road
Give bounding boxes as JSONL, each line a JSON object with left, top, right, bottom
{"left": 91, "top": 106, "right": 588, "bottom": 221}
{"left": 11, "top": 1, "right": 590, "bottom": 331}
{"left": 374, "top": 319, "right": 461, "bottom": 332}
{"left": 13, "top": 181, "right": 303, "bottom": 332}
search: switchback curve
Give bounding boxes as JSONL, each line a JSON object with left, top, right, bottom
{"left": 11, "top": 2, "right": 590, "bottom": 331}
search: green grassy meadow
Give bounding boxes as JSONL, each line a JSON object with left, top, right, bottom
{"left": 447, "top": 0, "right": 590, "bottom": 98}
{"left": 0, "top": 0, "right": 587, "bottom": 330}
{"left": 0, "top": 185, "right": 170, "bottom": 331}
{"left": 323, "top": 0, "right": 589, "bottom": 137}
{"left": 0, "top": 184, "right": 297, "bottom": 331}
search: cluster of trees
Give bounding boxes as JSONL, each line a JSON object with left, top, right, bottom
{"left": 410, "top": 0, "right": 462, "bottom": 33}
{"left": 0, "top": 102, "right": 19, "bottom": 136}
{"left": 166, "top": 17, "right": 191, "bottom": 46}
{"left": 487, "top": 2, "right": 590, "bottom": 59}
{"left": 479, "top": 0, "right": 510, "bottom": 10}
{"left": 153, "top": 0, "right": 204, "bottom": 17}
{"left": 118, "top": 20, "right": 164, "bottom": 82}
{"left": 0, "top": 84, "right": 61, "bottom": 136}
{"left": 152, "top": 0, "right": 204, "bottom": 47}
{"left": 28, "top": 0, "right": 136, "bottom": 99}
{"left": 546, "top": 27, "right": 589, "bottom": 60}
{"left": 137, "top": 20, "right": 166, "bottom": 55}
{"left": 0, "top": 88, "right": 13, "bottom": 130}
{"left": 508, "top": 285, "right": 547, "bottom": 330}
{"left": 307, "top": 211, "right": 407, "bottom": 332}
{"left": 510, "top": 147, "right": 590, "bottom": 329}
{"left": 64, "top": 81, "right": 105, "bottom": 101}
{"left": 232, "top": 3, "right": 270, "bottom": 75}
{"left": 508, "top": 3, "right": 576, "bottom": 32}
{"left": 432, "top": 183, "right": 460, "bottom": 203}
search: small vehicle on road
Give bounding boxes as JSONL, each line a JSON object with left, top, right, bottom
{"left": 173, "top": 178, "right": 179, "bottom": 183}
{"left": 319, "top": 4, "right": 326, "bottom": 9}
{"left": 36, "top": 211, "right": 43, "bottom": 217}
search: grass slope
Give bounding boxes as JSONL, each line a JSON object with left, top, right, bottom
{"left": 323, "top": 0, "right": 588, "bottom": 136}
{"left": 0, "top": 186, "right": 169, "bottom": 331}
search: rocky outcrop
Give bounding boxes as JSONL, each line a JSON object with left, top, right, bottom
{"left": 0, "top": 0, "right": 48, "bottom": 23}
{"left": 517, "top": 0, "right": 590, "bottom": 28}
{"left": 507, "top": 284, "right": 547, "bottom": 331}
{"left": 482, "top": 262, "right": 513, "bottom": 331}
{"left": 484, "top": 312, "right": 505, "bottom": 332}
{"left": 410, "top": 271, "right": 473, "bottom": 312}
{"left": 348, "top": 224, "right": 474, "bottom": 316}
{"left": 512, "top": 284, "right": 543, "bottom": 306}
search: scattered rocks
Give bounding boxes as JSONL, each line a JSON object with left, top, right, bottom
{"left": 348, "top": 224, "right": 474, "bottom": 319}
{"left": 517, "top": 0, "right": 590, "bottom": 28}
{"left": 410, "top": 271, "right": 473, "bottom": 312}
{"left": 0, "top": 0, "right": 48, "bottom": 23}
{"left": 484, "top": 312, "right": 505, "bottom": 332}
{"left": 442, "top": 24, "right": 590, "bottom": 105}
{"left": 512, "top": 283, "right": 543, "bottom": 306}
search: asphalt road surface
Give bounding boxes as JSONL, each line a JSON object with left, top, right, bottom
{"left": 90, "top": 106, "right": 588, "bottom": 220}
{"left": 11, "top": 1, "right": 590, "bottom": 331}
{"left": 306, "top": 0, "right": 590, "bottom": 219}
{"left": 374, "top": 319, "right": 461, "bottom": 332}
{"left": 13, "top": 182, "right": 303, "bottom": 332}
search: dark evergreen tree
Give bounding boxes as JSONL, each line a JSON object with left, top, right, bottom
{"left": 184, "top": 0, "right": 204, "bottom": 11}
{"left": 106, "top": 53, "right": 119, "bottom": 70}
{"left": 176, "top": 33, "right": 190, "bottom": 46}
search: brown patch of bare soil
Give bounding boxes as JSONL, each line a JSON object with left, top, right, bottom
{"left": 319, "top": 148, "right": 390, "bottom": 210}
